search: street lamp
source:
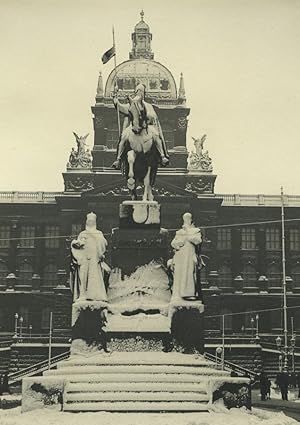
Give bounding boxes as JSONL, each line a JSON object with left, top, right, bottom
{"left": 276, "top": 335, "right": 282, "bottom": 348}
{"left": 255, "top": 314, "right": 260, "bottom": 342}
{"left": 251, "top": 317, "right": 255, "bottom": 341}
{"left": 14, "top": 313, "right": 19, "bottom": 337}
{"left": 290, "top": 335, "right": 296, "bottom": 372}
{"left": 19, "top": 316, "right": 23, "bottom": 339}
{"left": 29, "top": 324, "right": 32, "bottom": 338}
{"left": 216, "top": 346, "right": 223, "bottom": 370}
{"left": 278, "top": 354, "right": 283, "bottom": 372}
{"left": 275, "top": 334, "right": 296, "bottom": 372}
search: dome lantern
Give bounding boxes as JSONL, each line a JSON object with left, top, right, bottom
{"left": 129, "top": 10, "right": 154, "bottom": 60}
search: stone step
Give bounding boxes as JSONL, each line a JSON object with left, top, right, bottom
{"left": 56, "top": 372, "right": 227, "bottom": 383}
{"left": 63, "top": 401, "right": 209, "bottom": 412}
{"left": 65, "top": 391, "right": 209, "bottom": 402}
{"left": 66, "top": 382, "right": 207, "bottom": 393}
{"left": 59, "top": 352, "right": 213, "bottom": 367}
{"left": 49, "top": 365, "right": 218, "bottom": 376}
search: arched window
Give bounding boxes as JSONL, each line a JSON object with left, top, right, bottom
{"left": 267, "top": 263, "right": 281, "bottom": 287}
{"left": 0, "top": 225, "right": 10, "bottom": 248}
{"left": 291, "top": 264, "right": 300, "bottom": 287}
{"left": 218, "top": 264, "right": 232, "bottom": 287}
{"left": 20, "top": 225, "right": 35, "bottom": 248}
{"left": 266, "top": 227, "right": 281, "bottom": 251}
{"left": 0, "top": 261, "right": 8, "bottom": 283}
{"left": 242, "top": 264, "right": 257, "bottom": 286}
{"left": 217, "top": 229, "right": 231, "bottom": 250}
{"left": 241, "top": 228, "right": 256, "bottom": 250}
{"left": 19, "top": 263, "right": 33, "bottom": 283}
{"left": 42, "top": 264, "right": 57, "bottom": 287}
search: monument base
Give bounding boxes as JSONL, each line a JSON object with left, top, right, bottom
{"left": 170, "top": 300, "right": 205, "bottom": 354}
{"left": 22, "top": 352, "right": 251, "bottom": 413}
{"left": 119, "top": 200, "right": 160, "bottom": 228}
{"left": 71, "top": 300, "right": 108, "bottom": 352}
{"left": 107, "top": 332, "right": 172, "bottom": 352}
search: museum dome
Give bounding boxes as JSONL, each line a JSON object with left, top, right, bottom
{"left": 104, "top": 11, "right": 177, "bottom": 100}
{"left": 104, "top": 59, "right": 177, "bottom": 100}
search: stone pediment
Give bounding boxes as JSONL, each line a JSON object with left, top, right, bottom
{"left": 81, "top": 179, "right": 197, "bottom": 198}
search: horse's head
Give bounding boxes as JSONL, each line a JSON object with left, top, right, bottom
{"left": 128, "top": 95, "right": 147, "bottom": 135}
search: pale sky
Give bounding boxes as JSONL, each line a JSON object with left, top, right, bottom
{"left": 0, "top": 0, "right": 300, "bottom": 195}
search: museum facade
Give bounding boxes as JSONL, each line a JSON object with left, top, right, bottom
{"left": 1, "top": 12, "right": 300, "bottom": 354}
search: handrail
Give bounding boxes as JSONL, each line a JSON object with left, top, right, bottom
{"left": 0, "top": 340, "right": 13, "bottom": 348}
{"left": 204, "top": 352, "right": 257, "bottom": 379}
{"left": 8, "top": 350, "right": 70, "bottom": 383}
{"left": 261, "top": 341, "right": 300, "bottom": 355}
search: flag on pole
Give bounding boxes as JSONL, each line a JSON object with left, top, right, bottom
{"left": 101, "top": 46, "right": 115, "bottom": 64}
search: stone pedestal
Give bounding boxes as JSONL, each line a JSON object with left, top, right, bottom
{"left": 119, "top": 200, "right": 160, "bottom": 228}
{"left": 71, "top": 300, "right": 108, "bottom": 353}
{"left": 111, "top": 201, "right": 169, "bottom": 276}
{"left": 169, "top": 300, "right": 205, "bottom": 354}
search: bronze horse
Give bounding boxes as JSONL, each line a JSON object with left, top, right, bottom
{"left": 112, "top": 84, "right": 169, "bottom": 201}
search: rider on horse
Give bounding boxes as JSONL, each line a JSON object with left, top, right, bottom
{"left": 112, "top": 83, "right": 169, "bottom": 170}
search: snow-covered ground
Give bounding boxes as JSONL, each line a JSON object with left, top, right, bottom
{"left": 0, "top": 405, "right": 297, "bottom": 425}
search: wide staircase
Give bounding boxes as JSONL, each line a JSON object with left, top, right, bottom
{"left": 9, "top": 351, "right": 70, "bottom": 384}
{"left": 44, "top": 352, "right": 230, "bottom": 412}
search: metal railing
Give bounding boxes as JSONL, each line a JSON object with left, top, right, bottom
{"left": 0, "top": 340, "right": 13, "bottom": 349}
{"left": 218, "top": 193, "right": 300, "bottom": 207}
{"left": 204, "top": 351, "right": 257, "bottom": 379}
{"left": 0, "top": 190, "right": 299, "bottom": 206}
{"left": 8, "top": 350, "right": 70, "bottom": 384}
{"left": 0, "top": 191, "right": 63, "bottom": 203}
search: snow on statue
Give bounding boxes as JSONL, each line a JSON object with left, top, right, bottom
{"left": 170, "top": 212, "right": 202, "bottom": 301}
{"left": 70, "top": 212, "right": 108, "bottom": 302}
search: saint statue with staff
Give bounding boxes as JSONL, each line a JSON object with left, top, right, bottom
{"left": 70, "top": 212, "right": 109, "bottom": 303}
{"left": 170, "top": 212, "right": 203, "bottom": 301}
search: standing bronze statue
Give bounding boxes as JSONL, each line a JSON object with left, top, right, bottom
{"left": 112, "top": 83, "right": 169, "bottom": 201}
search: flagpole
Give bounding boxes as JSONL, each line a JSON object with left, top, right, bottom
{"left": 112, "top": 26, "right": 121, "bottom": 139}
{"left": 281, "top": 186, "right": 288, "bottom": 373}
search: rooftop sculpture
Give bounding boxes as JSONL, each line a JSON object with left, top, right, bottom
{"left": 188, "top": 134, "right": 213, "bottom": 172}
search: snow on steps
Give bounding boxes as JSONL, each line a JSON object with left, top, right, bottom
{"left": 65, "top": 391, "right": 208, "bottom": 402}
{"left": 56, "top": 352, "right": 229, "bottom": 412}
{"left": 65, "top": 382, "right": 208, "bottom": 392}
{"left": 45, "top": 366, "right": 225, "bottom": 377}
{"left": 58, "top": 351, "right": 213, "bottom": 366}
{"left": 63, "top": 401, "right": 210, "bottom": 412}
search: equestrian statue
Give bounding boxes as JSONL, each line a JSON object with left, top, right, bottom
{"left": 112, "top": 83, "right": 169, "bottom": 201}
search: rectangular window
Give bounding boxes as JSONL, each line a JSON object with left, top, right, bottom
{"left": 241, "top": 228, "right": 256, "bottom": 250}
{"left": 45, "top": 225, "right": 60, "bottom": 249}
{"left": 266, "top": 227, "right": 281, "bottom": 251}
{"left": 20, "top": 225, "right": 35, "bottom": 248}
{"left": 0, "top": 225, "right": 10, "bottom": 248}
{"left": 41, "top": 307, "right": 51, "bottom": 330}
{"left": 217, "top": 228, "right": 231, "bottom": 250}
{"left": 290, "top": 229, "right": 300, "bottom": 251}
{"left": 71, "top": 224, "right": 82, "bottom": 239}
